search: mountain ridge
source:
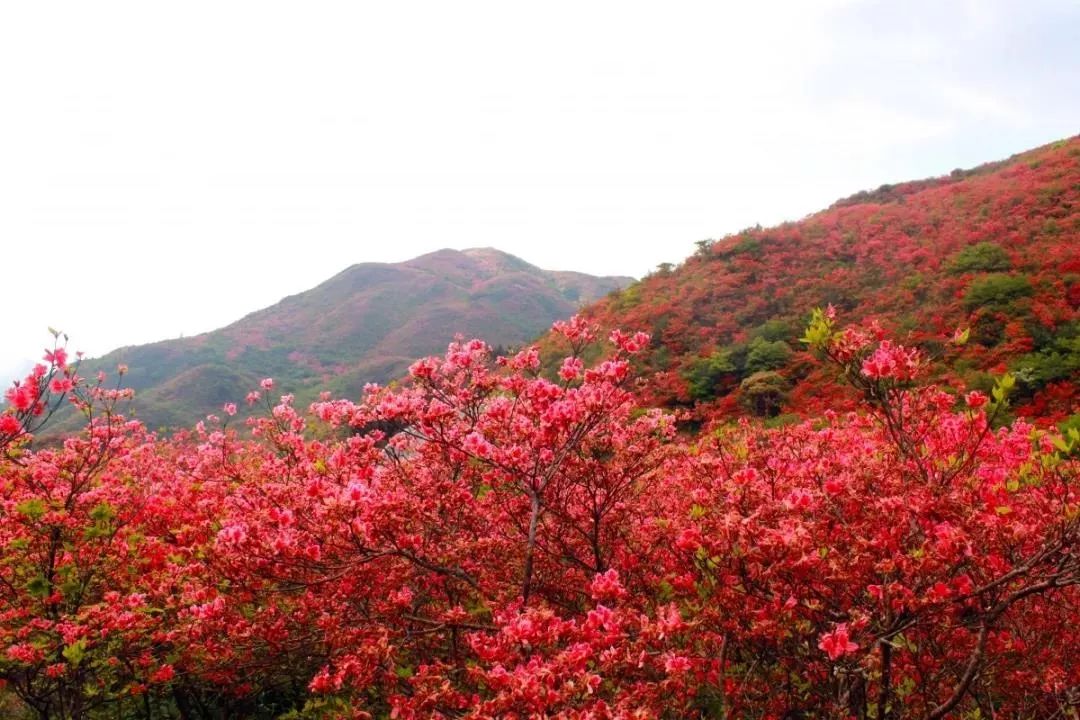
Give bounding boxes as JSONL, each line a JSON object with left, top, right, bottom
{"left": 54, "top": 248, "right": 632, "bottom": 432}
{"left": 543, "top": 135, "right": 1080, "bottom": 425}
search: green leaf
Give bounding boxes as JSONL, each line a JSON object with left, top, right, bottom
{"left": 15, "top": 499, "right": 46, "bottom": 521}
{"left": 26, "top": 576, "right": 49, "bottom": 598}
{"left": 89, "top": 502, "right": 116, "bottom": 524}
{"left": 62, "top": 640, "right": 87, "bottom": 667}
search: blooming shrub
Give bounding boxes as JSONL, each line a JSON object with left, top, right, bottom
{"left": 0, "top": 315, "right": 1077, "bottom": 719}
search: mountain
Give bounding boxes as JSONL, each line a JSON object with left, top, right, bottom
{"left": 64, "top": 248, "right": 632, "bottom": 432}
{"left": 553, "top": 136, "right": 1080, "bottom": 425}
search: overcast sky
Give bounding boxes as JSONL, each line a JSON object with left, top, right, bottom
{"left": 2, "top": 0, "right": 1078, "bottom": 384}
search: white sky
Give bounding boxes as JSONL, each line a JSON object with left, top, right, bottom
{"left": 2, "top": 0, "right": 1078, "bottom": 384}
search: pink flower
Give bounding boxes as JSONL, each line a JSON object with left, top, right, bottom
{"left": 0, "top": 414, "right": 20, "bottom": 436}
{"left": 150, "top": 665, "right": 175, "bottom": 683}
{"left": 5, "top": 384, "right": 36, "bottom": 412}
{"left": 552, "top": 315, "right": 597, "bottom": 343}
{"left": 663, "top": 653, "right": 692, "bottom": 674}
{"left": 783, "top": 488, "right": 815, "bottom": 511}
{"left": 223, "top": 402, "right": 237, "bottom": 416}
{"left": 308, "top": 668, "right": 336, "bottom": 694}
{"left": 461, "top": 431, "right": 493, "bottom": 459}
{"left": 245, "top": 391, "right": 261, "bottom": 405}
{"left": 6, "top": 643, "right": 44, "bottom": 664}
{"left": 589, "top": 569, "right": 628, "bottom": 602}
{"left": 609, "top": 329, "right": 651, "bottom": 353}
{"left": 269, "top": 508, "right": 295, "bottom": 527}
{"left": 927, "top": 581, "right": 952, "bottom": 602}
{"left": 558, "top": 357, "right": 584, "bottom": 382}
{"left": 217, "top": 524, "right": 248, "bottom": 546}
{"left": 260, "top": 378, "right": 274, "bottom": 390}
{"left": 823, "top": 477, "right": 844, "bottom": 495}
{"left": 49, "top": 378, "right": 74, "bottom": 394}
{"left": 818, "top": 623, "right": 858, "bottom": 660}
{"left": 860, "top": 341, "right": 921, "bottom": 381}
{"left": 44, "top": 348, "right": 68, "bottom": 368}
{"left": 965, "top": 391, "right": 988, "bottom": 410}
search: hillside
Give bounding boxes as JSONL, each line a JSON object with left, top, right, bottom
{"left": 564, "top": 136, "right": 1080, "bottom": 425}
{"left": 62, "top": 248, "right": 631, "bottom": 432}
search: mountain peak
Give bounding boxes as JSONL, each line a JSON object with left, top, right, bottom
{"left": 58, "top": 249, "right": 631, "bottom": 433}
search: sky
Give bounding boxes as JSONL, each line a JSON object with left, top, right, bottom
{"left": 1, "top": 0, "right": 1078, "bottom": 384}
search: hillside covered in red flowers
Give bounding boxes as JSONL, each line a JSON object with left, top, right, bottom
{"left": 1, "top": 138, "right": 1078, "bottom": 720}
{"left": 575, "top": 137, "right": 1080, "bottom": 426}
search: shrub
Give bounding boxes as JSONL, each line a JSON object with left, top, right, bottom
{"left": 963, "top": 273, "right": 1033, "bottom": 310}
{"left": 948, "top": 242, "right": 1011, "bottom": 274}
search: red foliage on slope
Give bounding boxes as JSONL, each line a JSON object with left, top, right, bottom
{"left": 575, "top": 137, "right": 1080, "bottom": 424}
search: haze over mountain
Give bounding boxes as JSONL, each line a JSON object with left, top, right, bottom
{"left": 547, "top": 136, "right": 1079, "bottom": 425}
{"left": 63, "top": 248, "right": 631, "bottom": 431}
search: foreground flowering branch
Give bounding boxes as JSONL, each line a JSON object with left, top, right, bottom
{"left": 0, "top": 314, "right": 1077, "bottom": 719}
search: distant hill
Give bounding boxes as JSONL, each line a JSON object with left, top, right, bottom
{"left": 59, "top": 248, "right": 631, "bottom": 432}
{"left": 554, "top": 136, "right": 1080, "bottom": 425}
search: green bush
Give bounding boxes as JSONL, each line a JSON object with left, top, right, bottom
{"left": 948, "top": 242, "right": 1011, "bottom": 274}
{"left": 684, "top": 350, "right": 737, "bottom": 401}
{"left": 963, "top": 273, "right": 1033, "bottom": 310}
{"left": 750, "top": 318, "right": 795, "bottom": 342}
{"left": 1012, "top": 324, "right": 1080, "bottom": 390}
{"left": 740, "top": 371, "right": 788, "bottom": 417}
{"left": 745, "top": 337, "right": 792, "bottom": 373}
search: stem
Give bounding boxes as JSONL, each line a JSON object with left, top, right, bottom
{"left": 879, "top": 639, "right": 892, "bottom": 720}
{"left": 522, "top": 493, "right": 541, "bottom": 605}
{"left": 927, "top": 623, "right": 988, "bottom": 720}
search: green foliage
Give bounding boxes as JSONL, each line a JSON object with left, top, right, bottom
{"left": 963, "top": 274, "right": 1033, "bottom": 311}
{"left": 15, "top": 499, "right": 46, "bottom": 521}
{"left": 990, "top": 372, "right": 1016, "bottom": 408}
{"left": 764, "top": 413, "right": 801, "bottom": 429}
{"left": 609, "top": 282, "right": 643, "bottom": 312}
{"left": 85, "top": 502, "right": 118, "bottom": 539}
{"left": 1059, "top": 415, "right": 1080, "bottom": 457}
{"left": 800, "top": 307, "right": 836, "bottom": 350}
{"left": 1012, "top": 323, "right": 1080, "bottom": 390}
{"left": 948, "top": 242, "right": 1011, "bottom": 274}
{"left": 745, "top": 337, "right": 792, "bottom": 373}
{"left": 25, "top": 575, "right": 49, "bottom": 598}
{"left": 717, "top": 234, "right": 768, "bottom": 259}
{"left": 62, "top": 639, "right": 87, "bottom": 667}
{"left": 683, "top": 335, "right": 791, "bottom": 402}
{"left": 750, "top": 318, "right": 795, "bottom": 342}
{"left": 739, "top": 371, "right": 788, "bottom": 417}
{"left": 684, "top": 350, "right": 738, "bottom": 401}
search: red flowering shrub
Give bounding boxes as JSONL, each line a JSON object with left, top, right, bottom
{"left": 0, "top": 315, "right": 1076, "bottom": 718}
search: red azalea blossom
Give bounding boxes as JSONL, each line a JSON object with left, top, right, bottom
{"left": 818, "top": 624, "right": 859, "bottom": 661}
